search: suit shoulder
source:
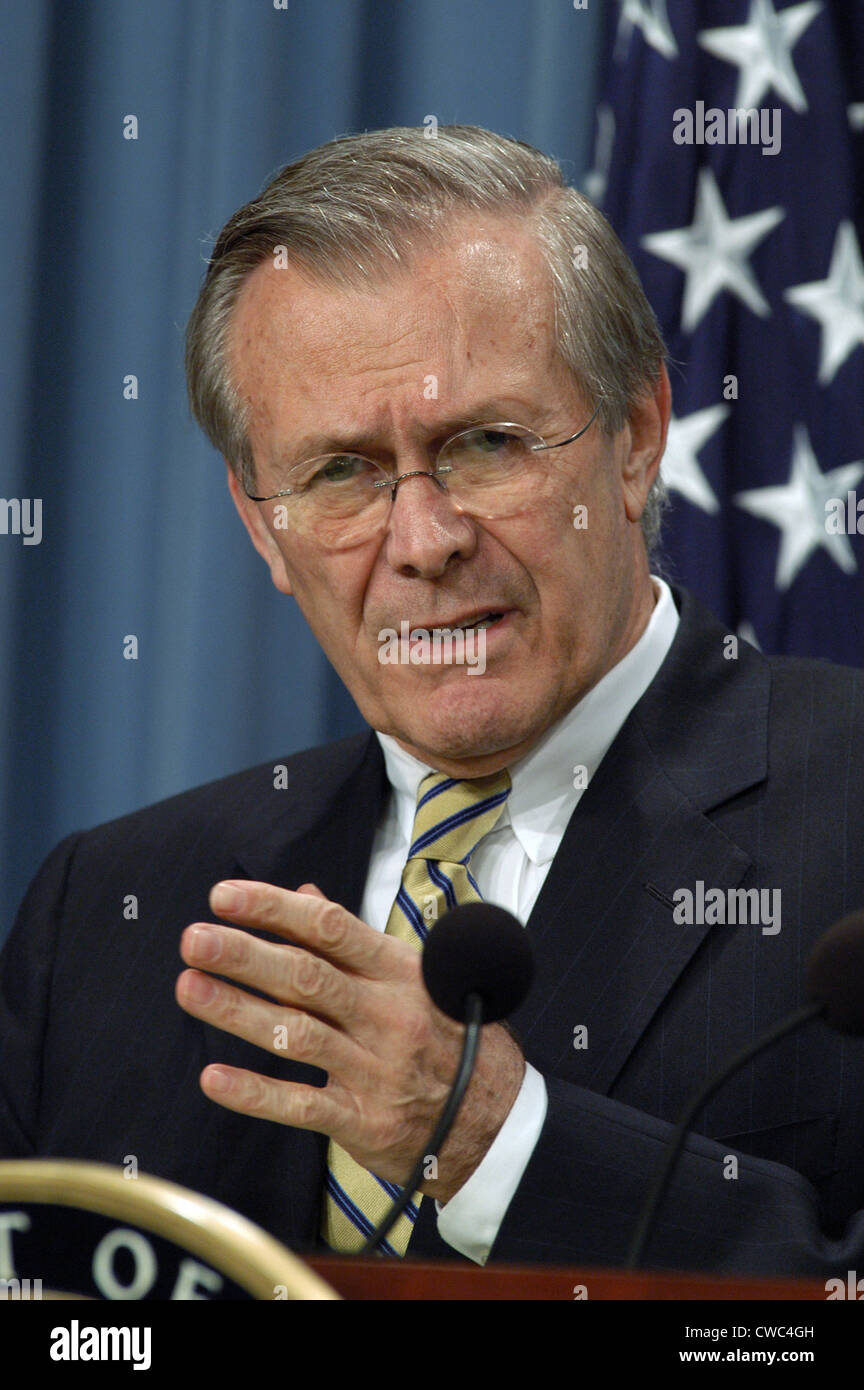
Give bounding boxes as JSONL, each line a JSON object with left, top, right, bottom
{"left": 764, "top": 651, "right": 864, "bottom": 710}
{"left": 73, "top": 729, "right": 375, "bottom": 853}
{"left": 760, "top": 654, "right": 864, "bottom": 781}
{"left": 764, "top": 651, "right": 863, "bottom": 682}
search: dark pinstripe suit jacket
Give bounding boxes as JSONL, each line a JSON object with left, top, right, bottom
{"left": 3, "top": 586, "right": 864, "bottom": 1275}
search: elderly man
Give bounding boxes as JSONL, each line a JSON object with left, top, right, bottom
{"left": 3, "top": 127, "right": 864, "bottom": 1275}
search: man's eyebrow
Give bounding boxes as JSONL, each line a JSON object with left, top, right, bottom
{"left": 270, "top": 399, "right": 547, "bottom": 466}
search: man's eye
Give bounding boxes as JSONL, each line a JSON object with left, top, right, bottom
{"left": 464, "top": 429, "right": 515, "bottom": 454}
{"left": 308, "top": 455, "right": 369, "bottom": 486}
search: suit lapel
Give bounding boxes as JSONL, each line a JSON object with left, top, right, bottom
{"left": 230, "top": 729, "right": 388, "bottom": 910}
{"left": 511, "top": 589, "right": 770, "bottom": 1095}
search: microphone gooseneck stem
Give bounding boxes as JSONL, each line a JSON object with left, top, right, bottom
{"left": 626, "top": 1000, "right": 825, "bottom": 1270}
{"left": 361, "top": 992, "right": 484, "bottom": 1256}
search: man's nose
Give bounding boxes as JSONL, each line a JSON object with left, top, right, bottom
{"left": 381, "top": 466, "right": 478, "bottom": 579}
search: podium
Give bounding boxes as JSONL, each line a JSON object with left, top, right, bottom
{"left": 0, "top": 1160, "right": 832, "bottom": 1302}
{"left": 308, "top": 1256, "right": 828, "bottom": 1300}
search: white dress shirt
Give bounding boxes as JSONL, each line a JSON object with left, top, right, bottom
{"left": 358, "top": 576, "right": 680, "bottom": 1263}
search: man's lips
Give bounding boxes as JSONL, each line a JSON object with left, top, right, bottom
{"left": 400, "top": 607, "right": 514, "bottom": 633}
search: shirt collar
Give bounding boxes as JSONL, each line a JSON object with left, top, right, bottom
{"left": 375, "top": 576, "right": 680, "bottom": 864}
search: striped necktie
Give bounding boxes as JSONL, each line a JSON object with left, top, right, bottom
{"left": 321, "top": 767, "right": 512, "bottom": 1256}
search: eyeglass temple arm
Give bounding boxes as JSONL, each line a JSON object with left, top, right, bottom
{"left": 530, "top": 401, "right": 603, "bottom": 452}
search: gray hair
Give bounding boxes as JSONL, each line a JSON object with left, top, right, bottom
{"left": 185, "top": 125, "right": 668, "bottom": 554}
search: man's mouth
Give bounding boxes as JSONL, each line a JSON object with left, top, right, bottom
{"left": 411, "top": 610, "right": 508, "bottom": 637}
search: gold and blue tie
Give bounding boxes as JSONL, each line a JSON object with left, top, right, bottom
{"left": 321, "top": 767, "right": 512, "bottom": 1256}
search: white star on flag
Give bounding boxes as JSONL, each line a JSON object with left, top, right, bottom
{"left": 783, "top": 221, "right": 864, "bottom": 383}
{"left": 583, "top": 103, "right": 616, "bottom": 205}
{"left": 698, "top": 0, "right": 822, "bottom": 112}
{"left": 662, "top": 404, "right": 729, "bottom": 513}
{"left": 616, "top": 0, "right": 678, "bottom": 61}
{"left": 737, "top": 620, "right": 762, "bottom": 651}
{"left": 642, "top": 168, "right": 784, "bottom": 331}
{"left": 734, "top": 425, "right": 864, "bottom": 589}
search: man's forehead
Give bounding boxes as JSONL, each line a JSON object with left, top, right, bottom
{"left": 226, "top": 217, "right": 568, "bottom": 454}
{"left": 230, "top": 219, "right": 555, "bottom": 369}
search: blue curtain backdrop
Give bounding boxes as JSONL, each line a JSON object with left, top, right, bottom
{"left": 0, "top": 0, "right": 603, "bottom": 937}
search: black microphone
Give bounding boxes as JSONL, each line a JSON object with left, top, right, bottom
{"left": 421, "top": 901, "right": 535, "bottom": 1024}
{"left": 361, "top": 903, "right": 533, "bottom": 1255}
{"left": 627, "top": 909, "right": 864, "bottom": 1269}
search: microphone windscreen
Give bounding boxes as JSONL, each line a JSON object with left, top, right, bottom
{"left": 421, "top": 902, "right": 533, "bottom": 1023}
{"left": 806, "top": 910, "right": 864, "bottom": 1035}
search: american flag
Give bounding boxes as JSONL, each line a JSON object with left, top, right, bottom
{"left": 592, "top": 0, "right": 864, "bottom": 663}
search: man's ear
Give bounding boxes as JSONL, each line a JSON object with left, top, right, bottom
{"left": 620, "top": 362, "right": 671, "bottom": 524}
{"left": 225, "top": 462, "right": 293, "bottom": 596}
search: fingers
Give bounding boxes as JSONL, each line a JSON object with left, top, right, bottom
{"left": 175, "top": 966, "right": 359, "bottom": 1075}
{"left": 180, "top": 921, "right": 359, "bottom": 1026}
{"left": 176, "top": 879, "right": 444, "bottom": 1171}
{"left": 207, "top": 880, "right": 388, "bottom": 974}
{"left": 198, "top": 1064, "right": 343, "bottom": 1132}
{"left": 296, "top": 882, "right": 328, "bottom": 899}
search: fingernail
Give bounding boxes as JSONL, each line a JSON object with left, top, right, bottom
{"left": 206, "top": 1067, "right": 232, "bottom": 1093}
{"left": 188, "top": 926, "right": 220, "bottom": 962}
{"left": 212, "top": 882, "right": 244, "bottom": 913}
{"left": 184, "top": 973, "right": 216, "bottom": 1004}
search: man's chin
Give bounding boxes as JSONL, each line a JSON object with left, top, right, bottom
{"left": 381, "top": 678, "right": 542, "bottom": 768}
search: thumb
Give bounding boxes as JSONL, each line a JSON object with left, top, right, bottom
{"left": 296, "top": 882, "right": 328, "bottom": 899}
